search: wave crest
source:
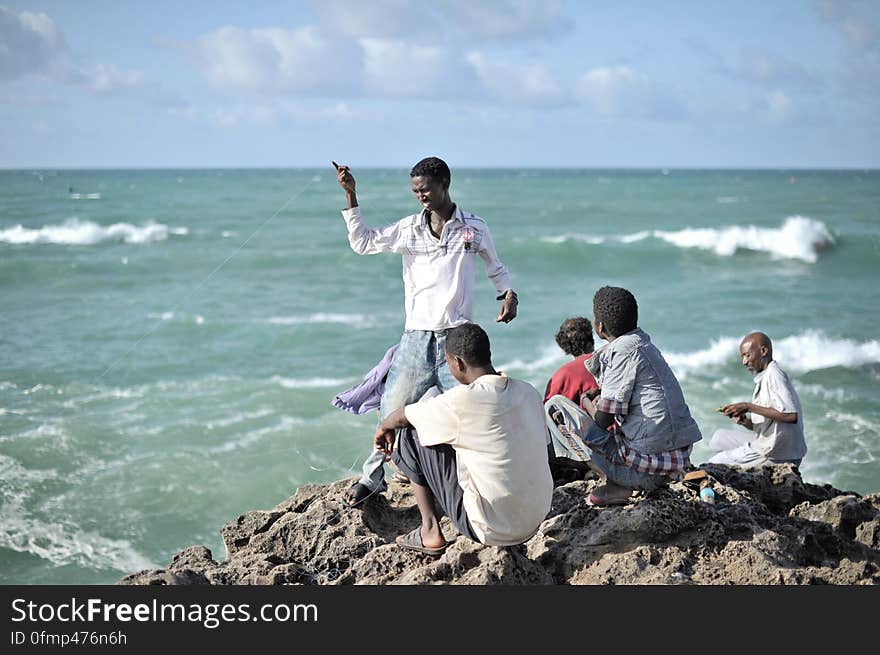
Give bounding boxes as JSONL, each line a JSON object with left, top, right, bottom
{"left": 541, "top": 216, "right": 834, "bottom": 263}
{"left": 667, "top": 330, "right": 880, "bottom": 377}
{"left": 654, "top": 216, "right": 833, "bottom": 262}
{"left": 0, "top": 219, "right": 180, "bottom": 245}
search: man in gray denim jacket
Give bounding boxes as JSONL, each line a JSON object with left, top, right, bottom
{"left": 546, "top": 286, "right": 702, "bottom": 506}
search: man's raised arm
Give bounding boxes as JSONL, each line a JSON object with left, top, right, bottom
{"left": 332, "top": 160, "right": 403, "bottom": 255}
{"left": 333, "top": 161, "right": 358, "bottom": 209}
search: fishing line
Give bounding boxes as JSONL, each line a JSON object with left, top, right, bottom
{"left": 95, "top": 175, "right": 316, "bottom": 383}
{"left": 75, "top": 171, "right": 391, "bottom": 580}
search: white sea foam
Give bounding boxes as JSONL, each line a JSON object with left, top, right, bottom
{"left": 823, "top": 411, "right": 880, "bottom": 434}
{"left": 539, "top": 234, "right": 605, "bottom": 245}
{"left": 0, "top": 219, "right": 183, "bottom": 245}
{"left": 0, "top": 454, "right": 153, "bottom": 572}
{"left": 0, "top": 509, "right": 155, "bottom": 572}
{"left": 205, "top": 408, "right": 274, "bottom": 431}
{"left": 207, "top": 415, "right": 305, "bottom": 454}
{"left": 619, "top": 230, "right": 652, "bottom": 244}
{"left": 271, "top": 375, "right": 352, "bottom": 389}
{"left": 666, "top": 337, "right": 742, "bottom": 377}
{"left": 266, "top": 313, "right": 375, "bottom": 327}
{"left": 773, "top": 331, "right": 880, "bottom": 372}
{"left": 146, "top": 311, "right": 204, "bottom": 325}
{"left": 498, "top": 342, "right": 565, "bottom": 374}
{"left": 653, "top": 216, "right": 833, "bottom": 262}
{"left": 541, "top": 216, "right": 834, "bottom": 262}
{"left": 667, "top": 330, "right": 880, "bottom": 377}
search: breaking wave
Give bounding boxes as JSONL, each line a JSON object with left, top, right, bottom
{"left": 666, "top": 330, "right": 880, "bottom": 377}
{"left": 0, "top": 219, "right": 181, "bottom": 245}
{"left": 541, "top": 216, "right": 834, "bottom": 263}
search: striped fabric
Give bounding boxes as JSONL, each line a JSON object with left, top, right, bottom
{"left": 616, "top": 440, "right": 692, "bottom": 475}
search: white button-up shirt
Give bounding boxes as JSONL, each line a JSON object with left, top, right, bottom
{"left": 749, "top": 360, "right": 807, "bottom": 461}
{"left": 341, "top": 205, "right": 512, "bottom": 331}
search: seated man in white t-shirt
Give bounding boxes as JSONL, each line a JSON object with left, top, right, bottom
{"left": 374, "top": 323, "right": 554, "bottom": 555}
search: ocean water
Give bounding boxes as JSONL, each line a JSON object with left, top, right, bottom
{"left": 1, "top": 167, "right": 879, "bottom": 584}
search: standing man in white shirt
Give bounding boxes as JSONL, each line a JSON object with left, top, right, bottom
{"left": 709, "top": 331, "right": 807, "bottom": 468}
{"left": 333, "top": 157, "right": 519, "bottom": 506}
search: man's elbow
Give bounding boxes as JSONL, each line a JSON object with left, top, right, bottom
{"left": 782, "top": 412, "right": 798, "bottom": 424}
{"left": 347, "top": 236, "right": 370, "bottom": 255}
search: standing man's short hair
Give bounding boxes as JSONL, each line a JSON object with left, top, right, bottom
{"left": 555, "top": 317, "right": 594, "bottom": 356}
{"left": 410, "top": 157, "right": 451, "bottom": 186}
{"left": 446, "top": 323, "right": 491, "bottom": 367}
{"left": 593, "top": 286, "right": 638, "bottom": 337}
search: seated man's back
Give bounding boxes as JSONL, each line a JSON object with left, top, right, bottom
{"left": 406, "top": 372, "right": 553, "bottom": 546}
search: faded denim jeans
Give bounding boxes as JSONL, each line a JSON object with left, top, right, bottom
{"left": 358, "top": 329, "right": 459, "bottom": 492}
{"left": 544, "top": 395, "right": 670, "bottom": 492}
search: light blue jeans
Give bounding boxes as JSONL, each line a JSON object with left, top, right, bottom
{"left": 358, "top": 329, "right": 459, "bottom": 492}
{"left": 544, "top": 395, "right": 671, "bottom": 492}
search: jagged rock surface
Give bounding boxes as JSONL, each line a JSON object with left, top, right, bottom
{"left": 120, "top": 464, "right": 880, "bottom": 585}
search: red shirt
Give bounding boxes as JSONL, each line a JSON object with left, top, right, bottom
{"left": 544, "top": 354, "right": 599, "bottom": 403}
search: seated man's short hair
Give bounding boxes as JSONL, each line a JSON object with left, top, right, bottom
{"left": 446, "top": 323, "right": 491, "bottom": 367}
{"left": 593, "top": 286, "right": 638, "bottom": 337}
{"left": 555, "top": 317, "right": 594, "bottom": 356}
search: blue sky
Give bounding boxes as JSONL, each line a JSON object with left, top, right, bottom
{"left": 1, "top": 0, "right": 878, "bottom": 168}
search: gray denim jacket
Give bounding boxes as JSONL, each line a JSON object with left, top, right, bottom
{"left": 586, "top": 328, "right": 702, "bottom": 454}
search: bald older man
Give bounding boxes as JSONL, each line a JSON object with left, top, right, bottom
{"left": 708, "top": 332, "right": 807, "bottom": 468}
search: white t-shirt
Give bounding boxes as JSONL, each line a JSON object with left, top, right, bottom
{"left": 404, "top": 374, "right": 553, "bottom": 546}
{"left": 750, "top": 361, "right": 807, "bottom": 461}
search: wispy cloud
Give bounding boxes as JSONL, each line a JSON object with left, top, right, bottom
{"left": 0, "top": 5, "right": 146, "bottom": 95}
{"left": 817, "top": 0, "right": 879, "bottom": 54}
{"left": 362, "top": 39, "right": 476, "bottom": 98}
{"left": 310, "top": 0, "right": 571, "bottom": 42}
{"left": 195, "top": 25, "right": 360, "bottom": 94}
{"left": 738, "top": 47, "right": 822, "bottom": 91}
{"left": 467, "top": 52, "right": 569, "bottom": 107}
{"left": 0, "top": 6, "right": 69, "bottom": 79}
{"left": 574, "top": 65, "right": 685, "bottom": 120}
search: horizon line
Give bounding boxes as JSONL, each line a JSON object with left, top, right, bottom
{"left": 2, "top": 165, "right": 879, "bottom": 172}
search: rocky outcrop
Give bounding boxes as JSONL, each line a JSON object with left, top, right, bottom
{"left": 120, "top": 464, "right": 880, "bottom": 585}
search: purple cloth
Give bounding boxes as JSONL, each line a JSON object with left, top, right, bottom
{"left": 331, "top": 344, "right": 399, "bottom": 415}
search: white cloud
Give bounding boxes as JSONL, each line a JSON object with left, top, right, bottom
{"left": 0, "top": 6, "right": 68, "bottom": 78}
{"left": 443, "top": 0, "right": 571, "bottom": 40}
{"left": 735, "top": 90, "right": 807, "bottom": 124}
{"left": 739, "top": 48, "right": 821, "bottom": 91}
{"left": 309, "top": 0, "right": 429, "bottom": 40}
{"left": 362, "top": 38, "right": 476, "bottom": 97}
{"left": 765, "top": 90, "right": 795, "bottom": 121}
{"left": 168, "top": 100, "right": 360, "bottom": 128}
{"left": 311, "top": 0, "right": 571, "bottom": 41}
{"left": 818, "top": 0, "right": 879, "bottom": 52}
{"left": 574, "top": 66, "right": 684, "bottom": 120}
{"left": 90, "top": 64, "right": 145, "bottom": 92}
{"left": 195, "top": 25, "right": 360, "bottom": 94}
{"left": 466, "top": 52, "right": 568, "bottom": 107}
{"left": 1, "top": 5, "right": 147, "bottom": 98}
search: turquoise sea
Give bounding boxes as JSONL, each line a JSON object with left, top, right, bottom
{"left": 1, "top": 168, "right": 879, "bottom": 584}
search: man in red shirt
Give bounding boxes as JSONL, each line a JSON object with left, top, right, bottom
{"left": 544, "top": 317, "right": 598, "bottom": 404}
{"left": 544, "top": 317, "right": 599, "bottom": 481}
